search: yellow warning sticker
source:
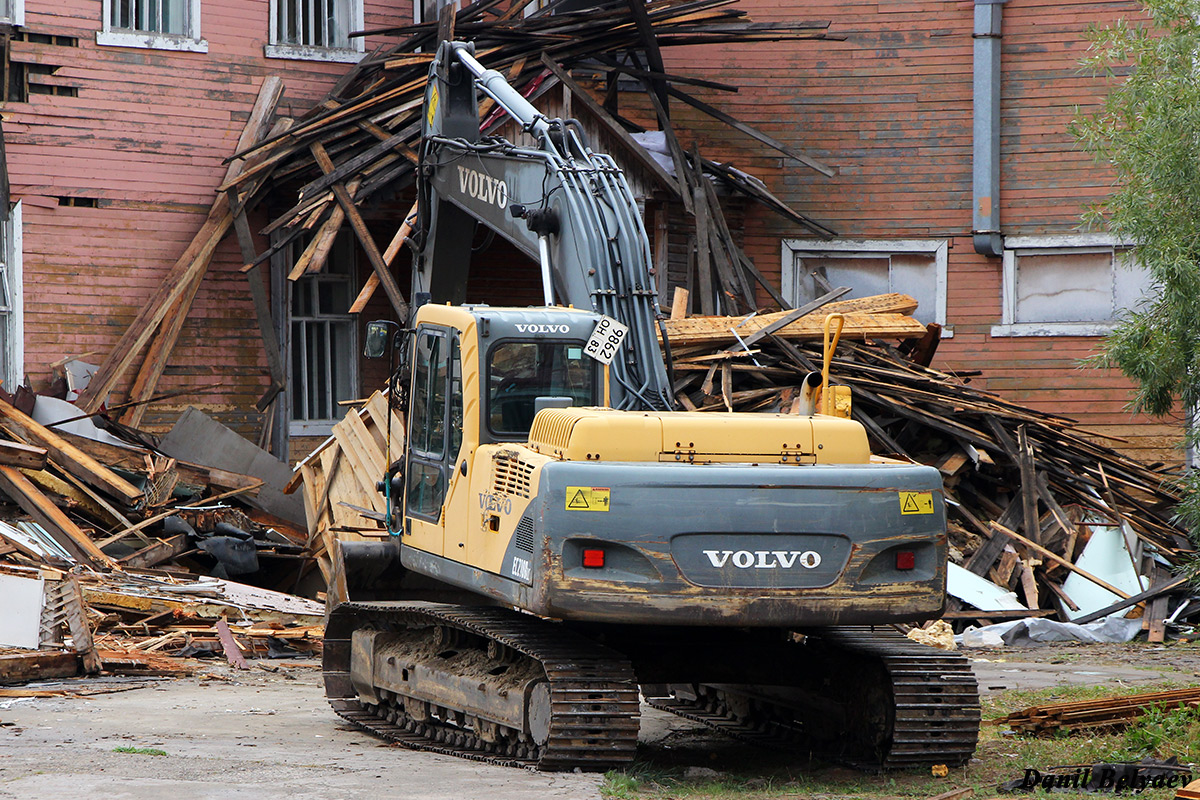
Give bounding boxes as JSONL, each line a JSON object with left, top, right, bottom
{"left": 899, "top": 491, "right": 935, "bottom": 515}
{"left": 566, "top": 486, "right": 611, "bottom": 512}
{"left": 426, "top": 84, "right": 439, "bottom": 128}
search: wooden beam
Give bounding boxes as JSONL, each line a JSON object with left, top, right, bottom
{"left": 118, "top": 534, "right": 190, "bottom": 569}
{"left": 537, "top": 56, "right": 679, "bottom": 197}
{"left": 77, "top": 77, "right": 283, "bottom": 415}
{"left": 0, "top": 399, "right": 142, "bottom": 505}
{"left": 0, "top": 439, "right": 47, "bottom": 470}
{"left": 667, "top": 85, "right": 834, "bottom": 176}
{"left": 310, "top": 142, "right": 408, "bottom": 321}
{"left": 0, "top": 466, "right": 117, "bottom": 569}
{"left": 989, "top": 521, "right": 1132, "bottom": 600}
{"left": 349, "top": 201, "right": 417, "bottom": 314}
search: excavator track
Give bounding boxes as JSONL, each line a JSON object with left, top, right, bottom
{"left": 323, "top": 601, "right": 640, "bottom": 771}
{"left": 647, "top": 627, "right": 980, "bottom": 770}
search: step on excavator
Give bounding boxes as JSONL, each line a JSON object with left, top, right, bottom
{"left": 322, "top": 40, "right": 981, "bottom": 771}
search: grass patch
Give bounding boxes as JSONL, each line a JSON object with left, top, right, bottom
{"left": 112, "top": 746, "right": 168, "bottom": 756}
{"left": 603, "top": 681, "right": 1199, "bottom": 799}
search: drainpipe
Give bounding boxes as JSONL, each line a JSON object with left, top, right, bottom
{"left": 973, "top": 0, "right": 1006, "bottom": 257}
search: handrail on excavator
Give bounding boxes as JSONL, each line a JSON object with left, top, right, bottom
{"left": 821, "top": 313, "right": 845, "bottom": 415}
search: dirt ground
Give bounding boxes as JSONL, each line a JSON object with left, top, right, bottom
{"left": 1, "top": 640, "right": 1198, "bottom": 799}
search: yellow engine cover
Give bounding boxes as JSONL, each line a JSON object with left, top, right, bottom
{"left": 527, "top": 408, "right": 870, "bottom": 464}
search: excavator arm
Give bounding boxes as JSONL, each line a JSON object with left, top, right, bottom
{"left": 415, "top": 41, "right": 673, "bottom": 410}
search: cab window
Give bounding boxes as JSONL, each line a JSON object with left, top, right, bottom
{"left": 407, "top": 328, "right": 462, "bottom": 521}
{"left": 488, "top": 341, "right": 595, "bottom": 436}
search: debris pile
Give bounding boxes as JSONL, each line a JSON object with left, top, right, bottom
{"left": 658, "top": 288, "right": 1193, "bottom": 638}
{"left": 0, "top": 389, "right": 325, "bottom": 684}
{"left": 222, "top": 0, "right": 837, "bottom": 325}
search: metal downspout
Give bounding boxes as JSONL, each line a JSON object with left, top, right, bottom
{"left": 973, "top": 0, "right": 1006, "bottom": 257}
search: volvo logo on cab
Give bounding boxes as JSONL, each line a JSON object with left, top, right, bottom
{"left": 514, "top": 324, "right": 570, "bottom": 334}
{"left": 703, "top": 550, "right": 822, "bottom": 569}
{"left": 457, "top": 165, "right": 508, "bottom": 208}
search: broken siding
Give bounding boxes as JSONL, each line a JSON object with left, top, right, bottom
{"left": 656, "top": 0, "right": 1174, "bottom": 461}
{"left": 8, "top": 0, "right": 409, "bottom": 439}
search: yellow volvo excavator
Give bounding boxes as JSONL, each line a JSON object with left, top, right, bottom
{"left": 322, "top": 40, "right": 980, "bottom": 772}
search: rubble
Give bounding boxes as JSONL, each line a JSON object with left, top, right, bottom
{"left": 0, "top": 387, "right": 325, "bottom": 685}
{"left": 655, "top": 290, "right": 1196, "bottom": 638}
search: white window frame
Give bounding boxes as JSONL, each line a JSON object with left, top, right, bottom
{"left": 97, "top": 0, "right": 208, "bottom": 53}
{"left": 0, "top": 0, "right": 25, "bottom": 27}
{"left": 991, "top": 233, "right": 1142, "bottom": 338}
{"left": 781, "top": 238, "right": 951, "bottom": 336}
{"left": 266, "top": 0, "right": 365, "bottom": 63}
{"left": 286, "top": 239, "right": 359, "bottom": 438}
{"left": 0, "top": 203, "right": 23, "bottom": 391}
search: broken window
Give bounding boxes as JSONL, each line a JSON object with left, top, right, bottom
{"left": 287, "top": 233, "right": 357, "bottom": 436}
{"left": 267, "top": 0, "right": 363, "bottom": 62}
{"left": 0, "top": 202, "right": 22, "bottom": 391}
{"left": 98, "top": 0, "right": 207, "bottom": 52}
{"left": 783, "top": 239, "right": 949, "bottom": 330}
{"left": 992, "top": 235, "right": 1150, "bottom": 337}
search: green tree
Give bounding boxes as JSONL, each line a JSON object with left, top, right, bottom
{"left": 1073, "top": 0, "right": 1200, "bottom": 532}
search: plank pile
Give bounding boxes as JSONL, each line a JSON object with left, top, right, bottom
{"left": 662, "top": 291, "right": 1193, "bottom": 633}
{"left": 1000, "top": 687, "right": 1200, "bottom": 736}
{"left": 287, "top": 391, "right": 404, "bottom": 583}
{"left": 0, "top": 391, "right": 328, "bottom": 683}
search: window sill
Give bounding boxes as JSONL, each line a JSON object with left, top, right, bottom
{"left": 96, "top": 30, "right": 208, "bottom": 52}
{"left": 290, "top": 420, "right": 339, "bottom": 437}
{"left": 264, "top": 43, "right": 364, "bottom": 63}
{"left": 990, "top": 322, "right": 1115, "bottom": 338}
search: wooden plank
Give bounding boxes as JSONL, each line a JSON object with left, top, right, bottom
{"left": 0, "top": 399, "right": 142, "bottom": 505}
{"left": 0, "top": 651, "right": 77, "bottom": 685}
{"left": 0, "top": 439, "right": 47, "bottom": 469}
{"left": 538, "top": 56, "right": 679, "bottom": 196}
{"left": 723, "top": 287, "right": 851, "bottom": 352}
{"left": 0, "top": 466, "right": 117, "bottom": 569}
{"left": 341, "top": 410, "right": 387, "bottom": 478}
{"left": 670, "top": 287, "right": 689, "bottom": 320}
{"left": 1071, "top": 576, "right": 1190, "bottom": 625}
{"left": 694, "top": 186, "right": 714, "bottom": 315}
{"left": 348, "top": 200, "right": 417, "bottom": 314}
{"left": 330, "top": 425, "right": 386, "bottom": 513}
{"left": 1017, "top": 425, "right": 1041, "bottom": 544}
{"left": 989, "top": 521, "right": 1132, "bottom": 600}
{"left": 117, "top": 534, "right": 190, "bottom": 569}
{"left": 667, "top": 84, "right": 834, "bottom": 176}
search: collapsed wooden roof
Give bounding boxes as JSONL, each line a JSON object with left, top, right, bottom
{"left": 226, "top": 0, "right": 840, "bottom": 318}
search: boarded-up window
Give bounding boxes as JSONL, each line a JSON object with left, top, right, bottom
{"left": 994, "top": 238, "right": 1150, "bottom": 337}
{"left": 786, "top": 240, "right": 947, "bottom": 327}
{"left": 288, "top": 233, "right": 357, "bottom": 435}
{"left": 1014, "top": 249, "right": 1143, "bottom": 324}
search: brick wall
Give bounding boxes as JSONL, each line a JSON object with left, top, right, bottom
{"left": 655, "top": 0, "right": 1179, "bottom": 463}
{"left": 9, "top": 0, "right": 408, "bottom": 442}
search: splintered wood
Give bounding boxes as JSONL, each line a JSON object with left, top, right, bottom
{"left": 290, "top": 391, "right": 404, "bottom": 581}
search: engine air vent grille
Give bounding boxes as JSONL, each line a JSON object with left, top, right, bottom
{"left": 492, "top": 451, "right": 536, "bottom": 499}
{"left": 528, "top": 408, "right": 583, "bottom": 452}
{"left": 513, "top": 515, "right": 535, "bottom": 553}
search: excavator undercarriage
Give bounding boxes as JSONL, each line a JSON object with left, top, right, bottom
{"left": 325, "top": 602, "right": 980, "bottom": 771}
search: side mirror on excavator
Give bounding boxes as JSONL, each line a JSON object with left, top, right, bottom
{"left": 364, "top": 321, "right": 394, "bottom": 358}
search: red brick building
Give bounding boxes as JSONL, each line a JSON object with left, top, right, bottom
{"left": 1, "top": 0, "right": 1176, "bottom": 464}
